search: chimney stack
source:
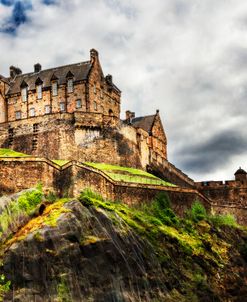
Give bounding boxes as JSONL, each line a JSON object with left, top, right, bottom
{"left": 9, "top": 66, "right": 22, "bottom": 79}
{"left": 125, "top": 110, "right": 135, "bottom": 123}
{"left": 105, "top": 74, "right": 113, "bottom": 85}
{"left": 34, "top": 63, "right": 42, "bottom": 73}
{"left": 90, "top": 49, "right": 98, "bottom": 63}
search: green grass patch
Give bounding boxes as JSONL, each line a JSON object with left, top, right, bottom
{"left": 0, "top": 148, "right": 29, "bottom": 157}
{"left": 52, "top": 160, "right": 70, "bottom": 166}
{"left": 84, "top": 162, "right": 175, "bottom": 187}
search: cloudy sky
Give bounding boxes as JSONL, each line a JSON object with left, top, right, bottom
{"left": 0, "top": 0, "right": 246, "bottom": 181}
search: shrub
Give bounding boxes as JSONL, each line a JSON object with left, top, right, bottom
{"left": 209, "top": 214, "right": 237, "bottom": 228}
{"left": 0, "top": 274, "right": 11, "bottom": 302}
{"left": 187, "top": 201, "right": 207, "bottom": 223}
{"left": 150, "top": 192, "right": 179, "bottom": 226}
{"left": 79, "top": 188, "right": 105, "bottom": 207}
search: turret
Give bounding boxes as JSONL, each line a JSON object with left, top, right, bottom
{"left": 234, "top": 167, "right": 247, "bottom": 182}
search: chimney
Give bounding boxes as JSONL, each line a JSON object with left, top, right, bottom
{"left": 9, "top": 66, "right": 22, "bottom": 79}
{"left": 105, "top": 74, "right": 113, "bottom": 85}
{"left": 90, "top": 49, "right": 99, "bottom": 63}
{"left": 125, "top": 110, "right": 135, "bottom": 123}
{"left": 34, "top": 63, "right": 42, "bottom": 73}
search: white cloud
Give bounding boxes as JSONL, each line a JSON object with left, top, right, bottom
{"left": 0, "top": 0, "right": 246, "bottom": 181}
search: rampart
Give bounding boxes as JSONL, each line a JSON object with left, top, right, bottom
{"left": 0, "top": 157, "right": 209, "bottom": 217}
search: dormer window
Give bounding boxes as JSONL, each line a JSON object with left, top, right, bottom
{"left": 66, "top": 71, "right": 74, "bottom": 93}
{"left": 67, "top": 79, "right": 73, "bottom": 93}
{"left": 35, "top": 77, "right": 43, "bottom": 100}
{"left": 52, "top": 82, "right": 58, "bottom": 96}
{"left": 37, "top": 85, "right": 42, "bottom": 99}
{"left": 21, "top": 87, "right": 27, "bottom": 102}
{"left": 20, "top": 80, "right": 28, "bottom": 102}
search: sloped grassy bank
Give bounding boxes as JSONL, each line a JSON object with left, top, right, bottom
{"left": 0, "top": 189, "right": 247, "bottom": 301}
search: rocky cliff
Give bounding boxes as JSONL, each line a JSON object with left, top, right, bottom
{"left": 0, "top": 188, "right": 247, "bottom": 301}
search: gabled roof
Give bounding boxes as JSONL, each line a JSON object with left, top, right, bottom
{"left": 0, "top": 75, "right": 10, "bottom": 85}
{"left": 7, "top": 61, "right": 92, "bottom": 94}
{"left": 131, "top": 115, "right": 156, "bottom": 133}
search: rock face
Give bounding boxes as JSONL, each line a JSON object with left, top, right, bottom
{"left": 1, "top": 199, "right": 247, "bottom": 302}
{"left": 2, "top": 201, "right": 169, "bottom": 301}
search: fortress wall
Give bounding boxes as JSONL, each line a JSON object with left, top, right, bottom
{"left": 0, "top": 158, "right": 60, "bottom": 195}
{"left": 211, "top": 205, "right": 247, "bottom": 225}
{"left": 198, "top": 186, "right": 247, "bottom": 208}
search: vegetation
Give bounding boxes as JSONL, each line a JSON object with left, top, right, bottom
{"left": 0, "top": 274, "right": 11, "bottom": 302}
{"left": 84, "top": 162, "right": 175, "bottom": 186}
{"left": 0, "top": 185, "right": 43, "bottom": 240}
{"left": 0, "top": 148, "right": 29, "bottom": 157}
{"left": 52, "top": 160, "right": 70, "bottom": 166}
{"left": 79, "top": 189, "right": 236, "bottom": 264}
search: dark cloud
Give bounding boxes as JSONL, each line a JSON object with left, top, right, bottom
{"left": 0, "top": 0, "right": 15, "bottom": 6}
{"left": 176, "top": 129, "right": 247, "bottom": 175}
{"left": 0, "top": 0, "right": 31, "bottom": 34}
{"left": 42, "top": 0, "right": 57, "bottom": 5}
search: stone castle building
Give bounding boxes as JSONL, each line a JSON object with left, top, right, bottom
{"left": 0, "top": 49, "right": 193, "bottom": 187}
{"left": 0, "top": 49, "right": 246, "bottom": 223}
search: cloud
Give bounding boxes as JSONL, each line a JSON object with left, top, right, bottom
{"left": 0, "top": 0, "right": 246, "bottom": 181}
{"left": 0, "top": 0, "right": 32, "bottom": 34}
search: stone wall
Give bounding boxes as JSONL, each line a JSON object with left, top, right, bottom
{"left": 0, "top": 158, "right": 210, "bottom": 219}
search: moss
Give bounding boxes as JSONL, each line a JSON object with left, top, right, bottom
{"left": 80, "top": 235, "right": 102, "bottom": 246}
{"left": 0, "top": 185, "right": 43, "bottom": 239}
{"left": 4, "top": 199, "right": 71, "bottom": 246}
{"left": 0, "top": 274, "right": 11, "bottom": 302}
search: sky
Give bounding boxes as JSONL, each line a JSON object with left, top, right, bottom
{"left": 0, "top": 0, "right": 246, "bottom": 181}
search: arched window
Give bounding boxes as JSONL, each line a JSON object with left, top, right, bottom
{"left": 109, "top": 109, "right": 113, "bottom": 116}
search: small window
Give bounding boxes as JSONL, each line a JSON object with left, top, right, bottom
{"left": 21, "top": 88, "right": 27, "bottom": 102}
{"left": 94, "top": 101, "right": 97, "bottom": 111}
{"left": 93, "top": 84, "right": 96, "bottom": 94}
{"left": 76, "top": 99, "right": 82, "bottom": 109}
{"left": 37, "top": 85, "right": 42, "bottom": 99}
{"left": 29, "top": 108, "right": 35, "bottom": 117}
{"left": 60, "top": 102, "right": 65, "bottom": 112}
{"left": 15, "top": 111, "right": 21, "bottom": 120}
{"left": 67, "top": 79, "right": 73, "bottom": 93}
{"left": 45, "top": 105, "right": 51, "bottom": 114}
{"left": 100, "top": 90, "right": 103, "bottom": 99}
{"left": 52, "top": 82, "right": 58, "bottom": 96}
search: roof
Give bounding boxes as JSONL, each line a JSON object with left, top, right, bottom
{"left": 0, "top": 75, "right": 10, "bottom": 85}
{"left": 131, "top": 115, "right": 156, "bottom": 133}
{"left": 234, "top": 167, "right": 247, "bottom": 175}
{"left": 7, "top": 61, "right": 92, "bottom": 94}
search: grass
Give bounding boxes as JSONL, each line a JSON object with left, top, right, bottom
{"left": 0, "top": 148, "right": 29, "bottom": 157}
{"left": 84, "top": 162, "right": 176, "bottom": 187}
{"left": 52, "top": 160, "right": 70, "bottom": 166}
{"left": 79, "top": 189, "right": 231, "bottom": 265}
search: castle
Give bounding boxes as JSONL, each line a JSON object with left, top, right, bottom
{"left": 0, "top": 49, "right": 246, "bottom": 223}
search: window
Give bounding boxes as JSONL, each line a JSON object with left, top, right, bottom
{"left": 37, "top": 84, "right": 42, "bottom": 99}
{"left": 21, "top": 88, "right": 27, "bottom": 102}
{"left": 94, "top": 101, "right": 97, "bottom": 111}
{"left": 60, "top": 102, "right": 65, "bottom": 112}
{"left": 76, "top": 99, "right": 82, "bottom": 109}
{"left": 29, "top": 108, "right": 35, "bottom": 117}
{"left": 67, "top": 79, "right": 73, "bottom": 93}
{"left": 45, "top": 105, "right": 51, "bottom": 114}
{"left": 15, "top": 111, "right": 21, "bottom": 120}
{"left": 52, "top": 82, "right": 58, "bottom": 96}
{"left": 100, "top": 90, "right": 103, "bottom": 99}
{"left": 93, "top": 84, "right": 96, "bottom": 94}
